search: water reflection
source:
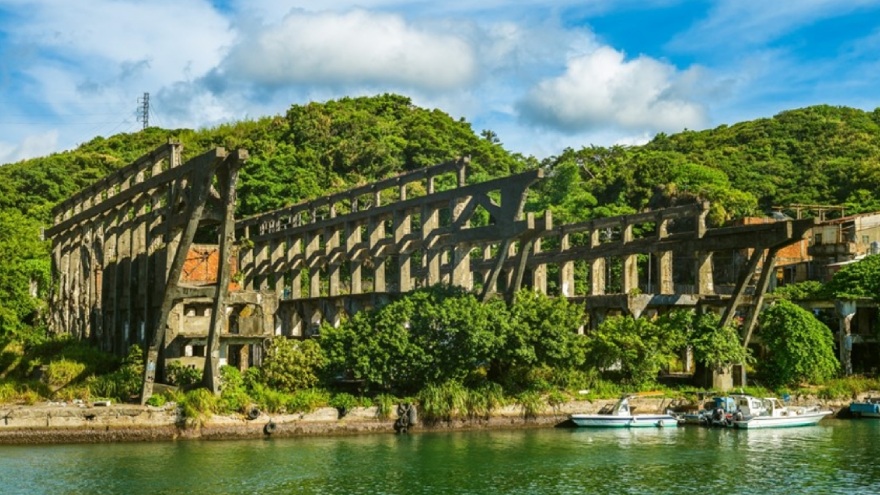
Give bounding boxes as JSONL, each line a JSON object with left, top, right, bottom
{"left": 2, "top": 422, "right": 880, "bottom": 494}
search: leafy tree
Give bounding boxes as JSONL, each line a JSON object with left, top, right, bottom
{"left": 773, "top": 280, "right": 827, "bottom": 300}
{"left": 0, "top": 209, "right": 51, "bottom": 338}
{"left": 655, "top": 310, "right": 748, "bottom": 373}
{"left": 758, "top": 300, "right": 839, "bottom": 387}
{"left": 320, "top": 296, "right": 423, "bottom": 393}
{"left": 492, "top": 290, "right": 587, "bottom": 389}
{"left": 260, "top": 338, "right": 326, "bottom": 393}
{"left": 689, "top": 313, "right": 749, "bottom": 372}
{"left": 586, "top": 315, "right": 684, "bottom": 387}
{"left": 405, "top": 286, "right": 505, "bottom": 386}
{"left": 823, "top": 254, "right": 880, "bottom": 301}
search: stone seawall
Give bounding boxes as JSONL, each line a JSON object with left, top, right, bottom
{"left": 0, "top": 396, "right": 852, "bottom": 445}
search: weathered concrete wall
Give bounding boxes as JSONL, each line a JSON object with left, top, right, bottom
{"left": 0, "top": 396, "right": 854, "bottom": 445}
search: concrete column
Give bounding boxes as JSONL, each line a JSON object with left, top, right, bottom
{"left": 560, "top": 233, "right": 575, "bottom": 297}
{"left": 590, "top": 229, "right": 606, "bottom": 295}
{"left": 395, "top": 185, "right": 412, "bottom": 292}
{"left": 288, "top": 234, "right": 302, "bottom": 299}
{"left": 657, "top": 218, "right": 674, "bottom": 294}
{"left": 695, "top": 207, "right": 713, "bottom": 294}
{"left": 306, "top": 229, "right": 321, "bottom": 297}
{"left": 117, "top": 204, "right": 133, "bottom": 355}
{"left": 254, "top": 241, "right": 269, "bottom": 291}
{"left": 532, "top": 238, "right": 547, "bottom": 293}
{"left": 347, "top": 222, "right": 363, "bottom": 294}
{"left": 241, "top": 226, "right": 255, "bottom": 291}
{"left": 328, "top": 206, "right": 341, "bottom": 296}
{"left": 836, "top": 299, "right": 857, "bottom": 376}
{"left": 622, "top": 222, "right": 639, "bottom": 294}
{"left": 451, "top": 196, "right": 471, "bottom": 289}
{"left": 133, "top": 180, "right": 149, "bottom": 348}
{"left": 102, "top": 214, "right": 118, "bottom": 353}
{"left": 369, "top": 190, "right": 386, "bottom": 292}
{"left": 271, "top": 237, "right": 285, "bottom": 296}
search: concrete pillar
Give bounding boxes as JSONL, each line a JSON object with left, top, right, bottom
{"left": 271, "top": 237, "right": 285, "bottom": 296}
{"left": 836, "top": 299, "right": 857, "bottom": 376}
{"left": 254, "top": 241, "right": 269, "bottom": 291}
{"left": 532, "top": 237, "right": 547, "bottom": 293}
{"left": 306, "top": 229, "right": 321, "bottom": 297}
{"left": 117, "top": 203, "right": 133, "bottom": 355}
{"left": 347, "top": 212, "right": 363, "bottom": 295}
{"left": 241, "top": 226, "right": 255, "bottom": 291}
{"left": 695, "top": 206, "right": 713, "bottom": 294}
{"left": 657, "top": 217, "right": 674, "bottom": 294}
{"left": 102, "top": 214, "right": 118, "bottom": 353}
{"left": 622, "top": 222, "right": 639, "bottom": 294}
{"left": 395, "top": 185, "right": 412, "bottom": 292}
{"left": 288, "top": 234, "right": 302, "bottom": 299}
{"left": 369, "top": 190, "right": 386, "bottom": 292}
{"left": 328, "top": 206, "right": 341, "bottom": 296}
{"left": 560, "top": 233, "right": 575, "bottom": 297}
{"left": 590, "top": 229, "right": 605, "bottom": 295}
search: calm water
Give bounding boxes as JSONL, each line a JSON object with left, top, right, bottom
{"left": 2, "top": 420, "right": 879, "bottom": 494}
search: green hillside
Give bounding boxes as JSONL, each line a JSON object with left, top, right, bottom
{"left": 1, "top": 95, "right": 880, "bottom": 339}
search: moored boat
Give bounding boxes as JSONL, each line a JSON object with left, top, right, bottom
{"left": 850, "top": 398, "right": 880, "bottom": 417}
{"left": 731, "top": 395, "right": 831, "bottom": 429}
{"left": 679, "top": 396, "right": 738, "bottom": 427}
{"left": 570, "top": 395, "right": 678, "bottom": 428}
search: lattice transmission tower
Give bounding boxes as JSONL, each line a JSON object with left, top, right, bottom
{"left": 137, "top": 92, "right": 150, "bottom": 130}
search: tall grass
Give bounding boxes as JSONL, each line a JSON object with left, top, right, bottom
{"left": 817, "top": 376, "right": 880, "bottom": 400}
{"left": 418, "top": 382, "right": 469, "bottom": 422}
{"left": 180, "top": 388, "right": 219, "bottom": 428}
{"left": 373, "top": 394, "right": 397, "bottom": 420}
{"left": 516, "top": 391, "right": 545, "bottom": 419}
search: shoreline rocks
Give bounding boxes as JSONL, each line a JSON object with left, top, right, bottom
{"left": 0, "top": 396, "right": 852, "bottom": 445}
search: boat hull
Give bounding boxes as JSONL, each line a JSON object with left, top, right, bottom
{"left": 850, "top": 402, "right": 880, "bottom": 417}
{"left": 733, "top": 411, "right": 831, "bottom": 429}
{"left": 570, "top": 414, "right": 678, "bottom": 428}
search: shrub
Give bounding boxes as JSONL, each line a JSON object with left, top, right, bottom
{"left": 180, "top": 388, "right": 219, "bottom": 428}
{"left": 418, "top": 381, "right": 469, "bottom": 422}
{"left": 166, "top": 361, "right": 203, "bottom": 388}
{"left": 43, "top": 359, "right": 87, "bottom": 388}
{"left": 329, "top": 392, "right": 359, "bottom": 416}
{"left": 261, "top": 338, "right": 326, "bottom": 393}
{"left": 373, "top": 394, "right": 396, "bottom": 420}
{"left": 516, "top": 391, "right": 545, "bottom": 419}
{"left": 286, "top": 388, "right": 331, "bottom": 413}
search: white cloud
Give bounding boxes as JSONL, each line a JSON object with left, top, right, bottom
{"left": 0, "top": 131, "right": 59, "bottom": 165}
{"left": 218, "top": 9, "right": 476, "bottom": 91}
{"left": 517, "top": 46, "right": 708, "bottom": 134}
{"left": 668, "top": 0, "right": 880, "bottom": 53}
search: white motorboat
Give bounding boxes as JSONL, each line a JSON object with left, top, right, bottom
{"left": 731, "top": 395, "right": 832, "bottom": 429}
{"left": 570, "top": 395, "right": 678, "bottom": 428}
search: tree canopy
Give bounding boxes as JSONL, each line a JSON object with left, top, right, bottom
{"left": 757, "top": 300, "right": 839, "bottom": 387}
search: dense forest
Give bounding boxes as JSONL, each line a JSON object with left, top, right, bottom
{"left": 2, "top": 94, "right": 879, "bottom": 411}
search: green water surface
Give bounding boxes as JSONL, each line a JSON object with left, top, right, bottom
{"left": 1, "top": 420, "right": 878, "bottom": 494}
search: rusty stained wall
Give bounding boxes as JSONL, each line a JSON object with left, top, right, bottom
{"left": 180, "top": 243, "right": 241, "bottom": 291}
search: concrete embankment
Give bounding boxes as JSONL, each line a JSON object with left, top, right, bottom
{"left": 0, "top": 396, "right": 853, "bottom": 445}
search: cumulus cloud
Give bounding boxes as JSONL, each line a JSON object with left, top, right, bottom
{"left": 517, "top": 46, "right": 708, "bottom": 134}
{"left": 216, "top": 9, "right": 476, "bottom": 91}
{"left": 213, "top": 10, "right": 476, "bottom": 91}
{"left": 0, "top": 131, "right": 59, "bottom": 166}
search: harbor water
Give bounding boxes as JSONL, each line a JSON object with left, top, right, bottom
{"left": 1, "top": 420, "right": 879, "bottom": 494}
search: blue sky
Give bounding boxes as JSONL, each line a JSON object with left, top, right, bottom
{"left": 1, "top": 0, "right": 880, "bottom": 165}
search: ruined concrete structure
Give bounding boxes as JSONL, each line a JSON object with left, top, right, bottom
{"left": 46, "top": 144, "right": 816, "bottom": 399}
